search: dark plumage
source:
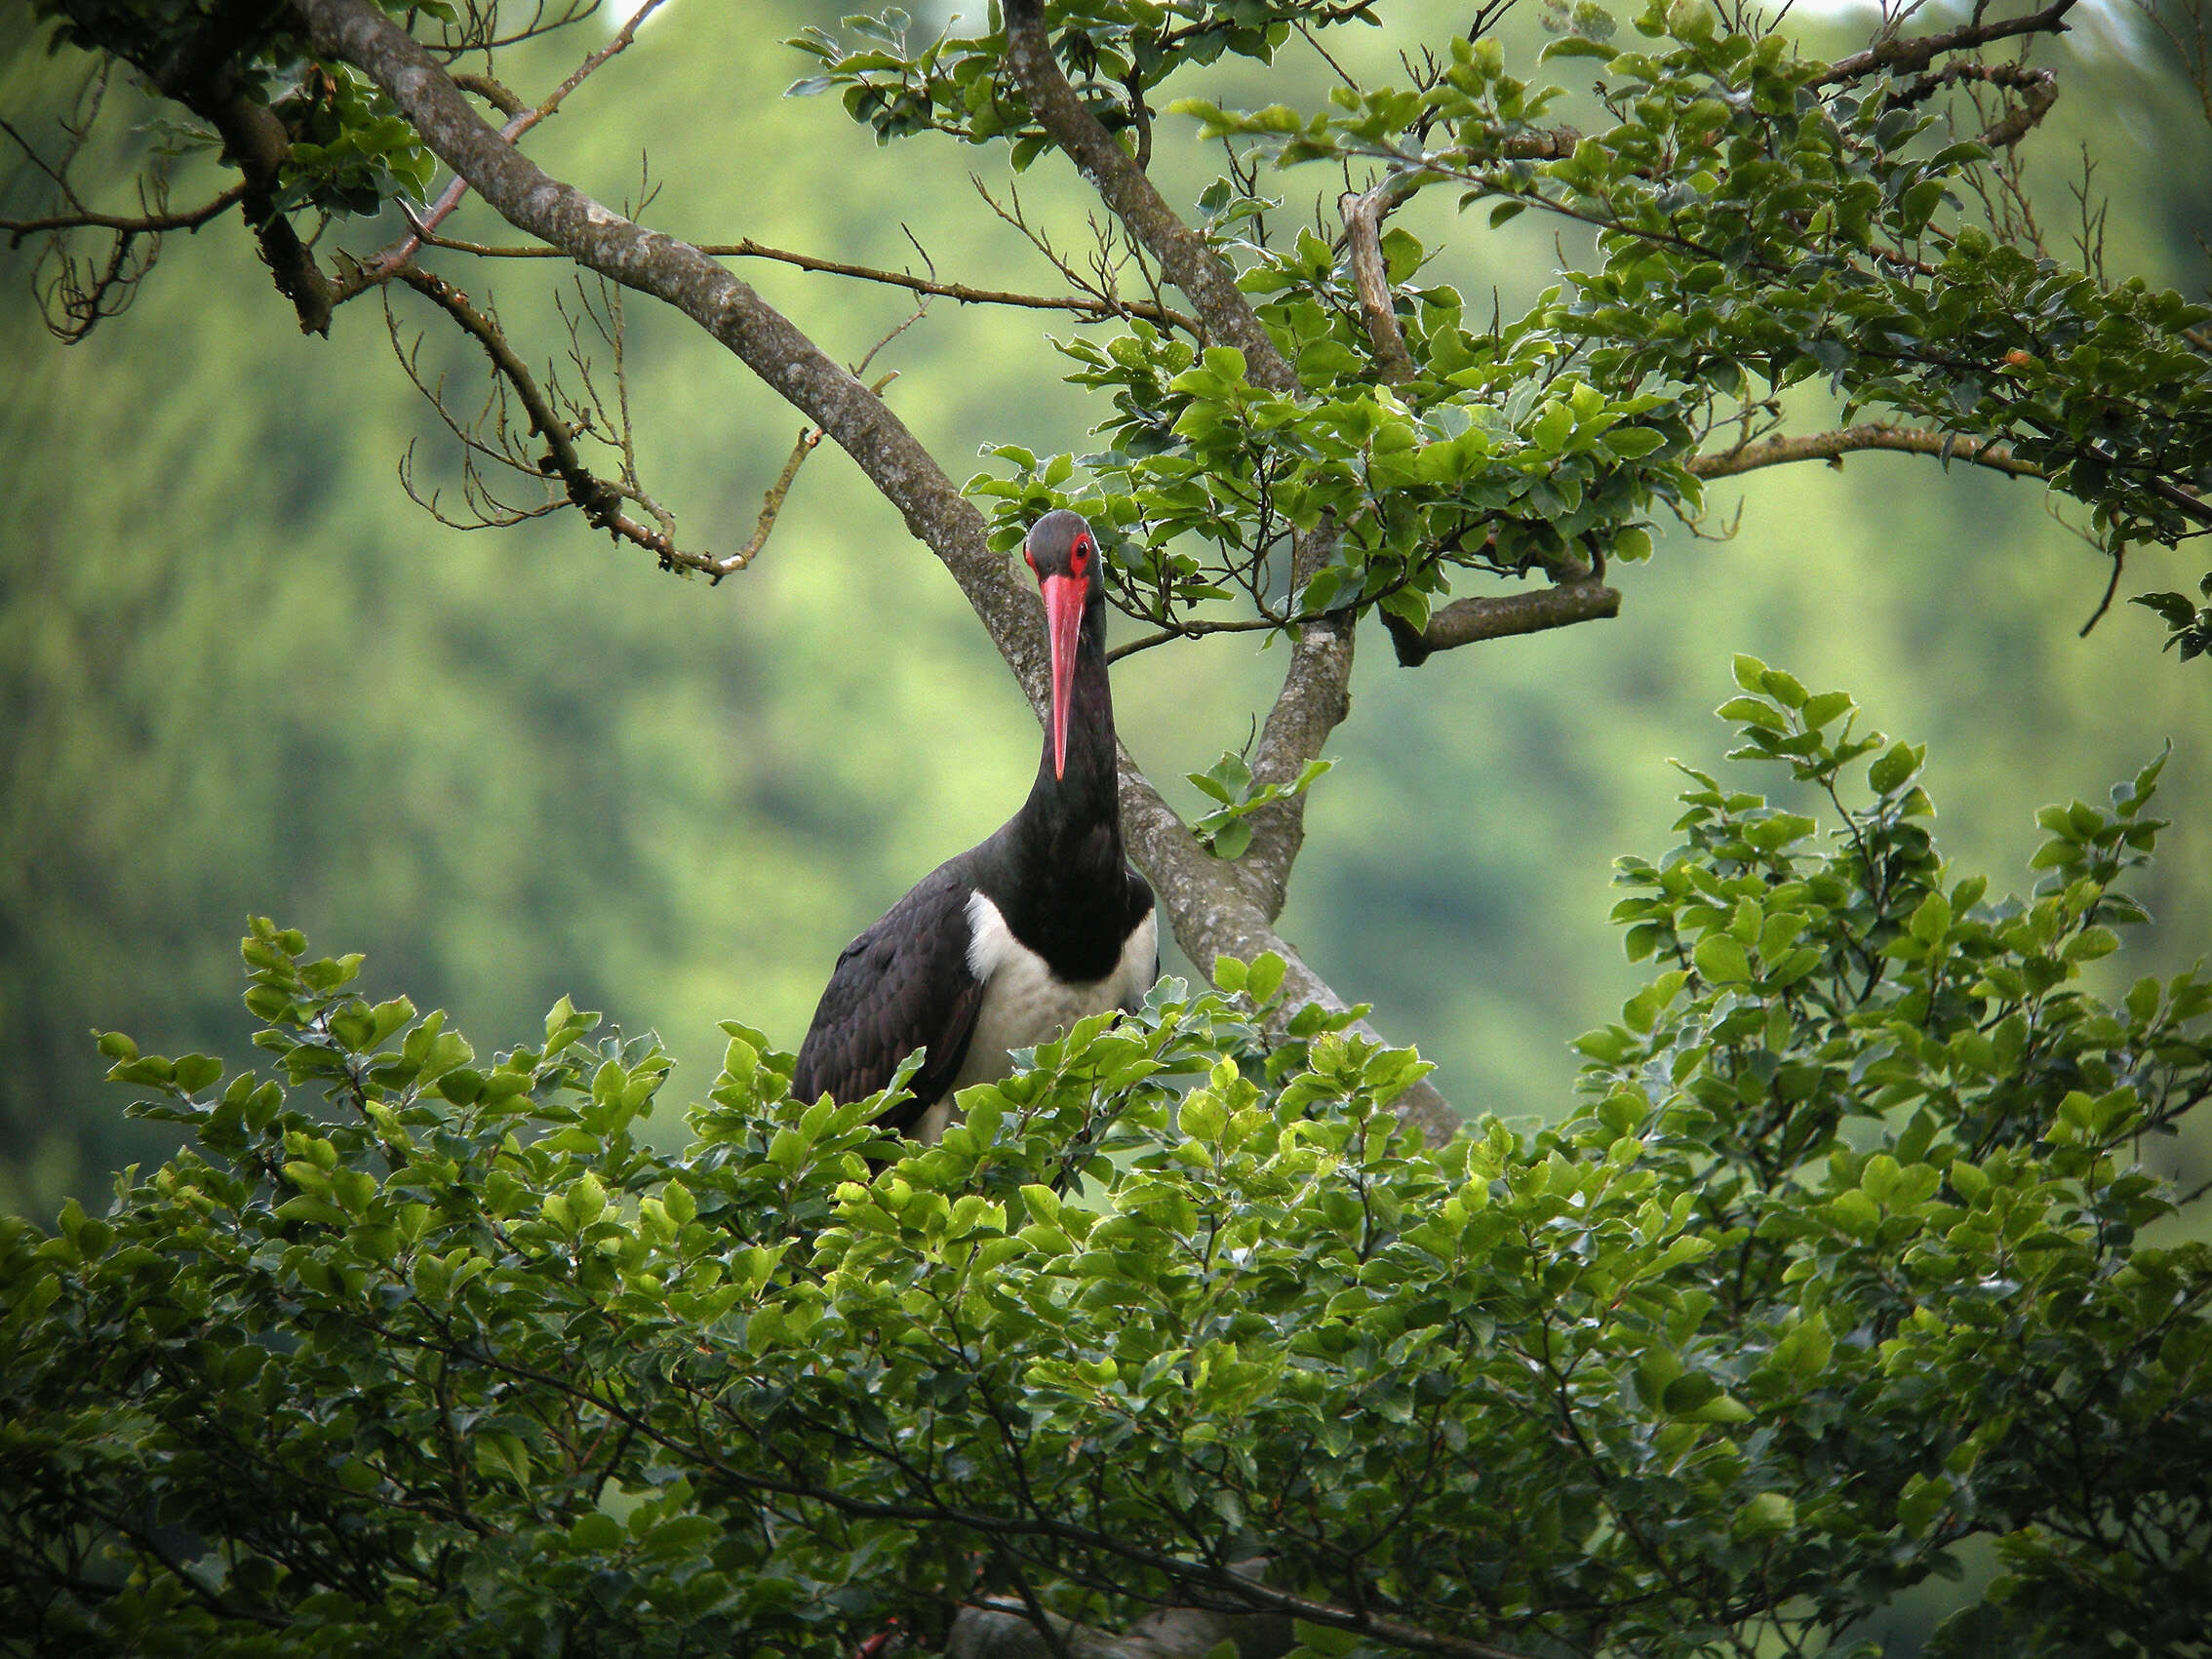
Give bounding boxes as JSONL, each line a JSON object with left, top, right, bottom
{"left": 792, "top": 510, "right": 1157, "bottom": 1136}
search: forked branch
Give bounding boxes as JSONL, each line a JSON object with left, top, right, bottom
{"left": 1002, "top": 0, "right": 1292, "bottom": 390}
{"left": 1818, "top": 0, "right": 2082, "bottom": 83}
{"left": 389, "top": 267, "right": 738, "bottom": 574}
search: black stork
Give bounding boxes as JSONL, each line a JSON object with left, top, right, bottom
{"left": 792, "top": 509, "right": 1158, "bottom": 1140}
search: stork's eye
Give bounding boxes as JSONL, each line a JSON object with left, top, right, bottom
{"left": 1071, "top": 535, "right": 1091, "bottom": 571}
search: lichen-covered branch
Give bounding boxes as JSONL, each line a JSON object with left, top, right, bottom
{"left": 1338, "top": 183, "right": 1416, "bottom": 385}
{"left": 1687, "top": 423, "right": 2049, "bottom": 483}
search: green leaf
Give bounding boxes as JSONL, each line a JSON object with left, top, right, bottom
{"left": 1868, "top": 741, "right": 1922, "bottom": 795}
{"left": 1692, "top": 934, "right": 1752, "bottom": 984}
{"left": 1245, "top": 952, "right": 1287, "bottom": 1004}
{"left": 1731, "top": 1492, "right": 1797, "bottom": 1541}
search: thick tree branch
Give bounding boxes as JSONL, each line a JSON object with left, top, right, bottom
{"left": 162, "top": 83, "right": 338, "bottom": 334}
{"left": 1817, "top": 0, "right": 2081, "bottom": 84}
{"left": 1235, "top": 608, "right": 1355, "bottom": 918}
{"left": 296, "top": 0, "right": 1455, "bottom": 1141}
{"left": 1687, "top": 422, "right": 2049, "bottom": 483}
{"left": 1384, "top": 580, "right": 1622, "bottom": 668}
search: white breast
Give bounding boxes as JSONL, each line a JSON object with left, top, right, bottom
{"left": 915, "top": 891, "right": 1158, "bottom": 1141}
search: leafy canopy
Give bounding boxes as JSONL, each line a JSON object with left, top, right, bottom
{"left": 793, "top": 1, "right": 2212, "bottom": 655}
{"left": 5, "top": 678, "right": 2207, "bottom": 1659}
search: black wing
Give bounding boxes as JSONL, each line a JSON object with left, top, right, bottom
{"left": 791, "top": 860, "right": 985, "bottom": 1134}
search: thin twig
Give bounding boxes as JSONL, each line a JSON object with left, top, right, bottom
{"left": 405, "top": 225, "right": 1198, "bottom": 330}
{"left": 2079, "top": 543, "right": 2126, "bottom": 637}
{"left": 2, "top": 182, "right": 247, "bottom": 244}
{"left": 390, "top": 267, "right": 742, "bottom": 576}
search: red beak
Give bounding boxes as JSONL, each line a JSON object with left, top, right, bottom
{"left": 1041, "top": 573, "right": 1086, "bottom": 780}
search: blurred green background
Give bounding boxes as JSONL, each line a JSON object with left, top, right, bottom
{"left": 3, "top": 0, "right": 2207, "bottom": 1222}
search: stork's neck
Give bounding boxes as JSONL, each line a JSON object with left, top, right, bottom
{"left": 1011, "top": 596, "right": 1122, "bottom": 868}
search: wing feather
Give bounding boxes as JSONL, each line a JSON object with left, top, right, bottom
{"left": 792, "top": 863, "right": 985, "bottom": 1134}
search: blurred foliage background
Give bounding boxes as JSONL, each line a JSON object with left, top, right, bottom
{"left": 3, "top": 0, "right": 2207, "bottom": 1223}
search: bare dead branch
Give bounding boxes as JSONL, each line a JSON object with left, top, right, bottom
{"left": 972, "top": 176, "right": 1168, "bottom": 330}
{"left": 1383, "top": 580, "right": 1622, "bottom": 667}
{"left": 540, "top": 0, "right": 670, "bottom": 115}
{"left": 426, "top": 0, "right": 607, "bottom": 55}
{"left": 735, "top": 427, "right": 826, "bottom": 572}
{"left": 390, "top": 266, "right": 741, "bottom": 576}
{"left": 2, "top": 72, "right": 248, "bottom": 339}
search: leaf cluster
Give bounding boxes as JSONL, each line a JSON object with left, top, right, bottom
{"left": 787, "top": 0, "right": 1377, "bottom": 165}
{"left": 5, "top": 685, "right": 2208, "bottom": 1658}
{"left": 1176, "top": 4, "right": 2212, "bottom": 559}
{"left": 29, "top": 0, "right": 444, "bottom": 217}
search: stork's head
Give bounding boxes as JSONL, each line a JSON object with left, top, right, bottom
{"left": 1024, "top": 509, "right": 1102, "bottom": 780}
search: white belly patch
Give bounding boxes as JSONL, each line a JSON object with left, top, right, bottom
{"left": 926, "top": 891, "right": 1158, "bottom": 1135}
